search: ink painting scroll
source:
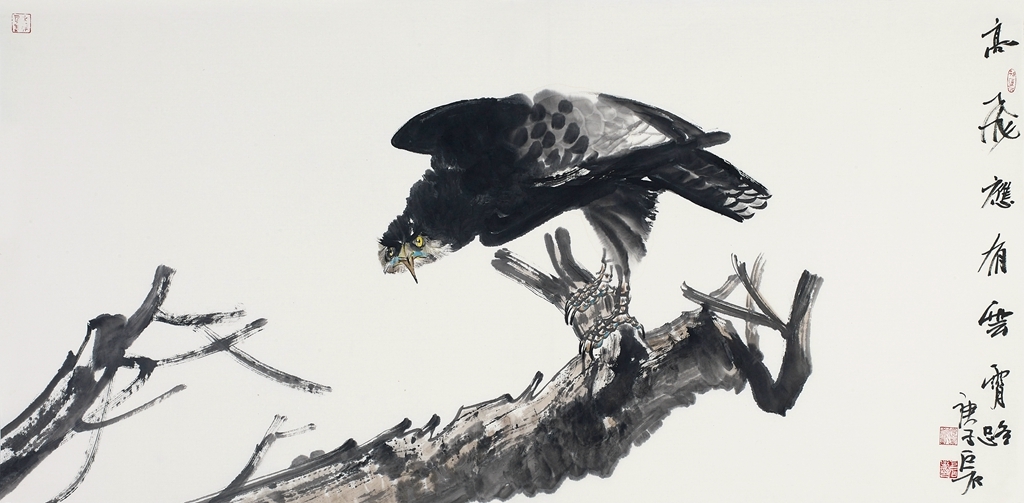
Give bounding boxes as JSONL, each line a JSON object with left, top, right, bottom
{"left": 1, "top": 1, "right": 1021, "bottom": 502}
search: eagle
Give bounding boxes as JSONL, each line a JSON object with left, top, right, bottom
{"left": 379, "top": 90, "right": 769, "bottom": 283}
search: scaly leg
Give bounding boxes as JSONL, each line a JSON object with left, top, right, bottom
{"left": 564, "top": 259, "right": 646, "bottom": 360}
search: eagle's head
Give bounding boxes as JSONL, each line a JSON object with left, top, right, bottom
{"left": 378, "top": 214, "right": 452, "bottom": 283}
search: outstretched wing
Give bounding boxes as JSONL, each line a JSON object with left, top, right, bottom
{"left": 597, "top": 93, "right": 769, "bottom": 222}
{"left": 510, "top": 91, "right": 703, "bottom": 174}
{"left": 518, "top": 91, "right": 768, "bottom": 222}
{"left": 391, "top": 90, "right": 769, "bottom": 250}
{"left": 505, "top": 91, "right": 770, "bottom": 269}
{"left": 391, "top": 90, "right": 705, "bottom": 179}
{"left": 390, "top": 95, "right": 533, "bottom": 193}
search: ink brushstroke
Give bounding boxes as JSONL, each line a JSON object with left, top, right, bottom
{"left": 379, "top": 90, "right": 770, "bottom": 284}
{"left": 193, "top": 229, "right": 821, "bottom": 503}
{"left": 0, "top": 266, "right": 330, "bottom": 502}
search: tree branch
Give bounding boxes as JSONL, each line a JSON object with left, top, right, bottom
{"left": 0, "top": 266, "right": 329, "bottom": 501}
{"left": 193, "top": 228, "right": 822, "bottom": 503}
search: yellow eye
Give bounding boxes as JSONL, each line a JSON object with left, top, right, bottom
{"left": 413, "top": 235, "right": 425, "bottom": 248}
{"left": 385, "top": 248, "right": 394, "bottom": 259}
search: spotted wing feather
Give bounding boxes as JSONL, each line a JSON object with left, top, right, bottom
{"left": 509, "top": 91, "right": 683, "bottom": 181}
{"left": 389, "top": 90, "right": 769, "bottom": 261}
{"left": 513, "top": 91, "right": 769, "bottom": 223}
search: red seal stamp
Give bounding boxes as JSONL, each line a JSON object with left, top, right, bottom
{"left": 939, "top": 460, "right": 958, "bottom": 478}
{"left": 1008, "top": 68, "right": 1017, "bottom": 94}
{"left": 12, "top": 13, "right": 30, "bottom": 33}
{"left": 939, "top": 426, "right": 958, "bottom": 445}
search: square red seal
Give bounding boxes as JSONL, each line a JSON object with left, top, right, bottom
{"left": 12, "top": 13, "right": 31, "bottom": 33}
{"left": 939, "top": 460, "right": 958, "bottom": 478}
{"left": 939, "top": 426, "right": 958, "bottom": 446}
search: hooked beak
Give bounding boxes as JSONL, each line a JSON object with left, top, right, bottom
{"left": 397, "top": 243, "right": 418, "bottom": 284}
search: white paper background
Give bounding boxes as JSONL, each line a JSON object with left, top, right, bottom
{"left": 2, "top": 1, "right": 1022, "bottom": 502}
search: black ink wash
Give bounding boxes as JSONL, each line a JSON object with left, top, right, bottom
{"left": 981, "top": 364, "right": 1010, "bottom": 409}
{"left": 0, "top": 267, "right": 329, "bottom": 501}
{"left": 977, "top": 420, "right": 1012, "bottom": 447}
{"left": 978, "top": 300, "right": 1013, "bottom": 337}
{"left": 195, "top": 230, "right": 823, "bottom": 503}
{"left": 979, "top": 93, "right": 1019, "bottom": 149}
{"left": 952, "top": 450, "right": 983, "bottom": 495}
{"left": 981, "top": 176, "right": 1014, "bottom": 208}
{"left": 379, "top": 90, "right": 769, "bottom": 286}
{"left": 954, "top": 393, "right": 979, "bottom": 446}
{"left": 981, "top": 18, "right": 1019, "bottom": 58}
{"left": 978, "top": 233, "right": 1008, "bottom": 276}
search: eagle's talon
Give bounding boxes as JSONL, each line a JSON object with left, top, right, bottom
{"left": 576, "top": 313, "right": 645, "bottom": 359}
{"left": 569, "top": 263, "right": 646, "bottom": 360}
{"left": 563, "top": 268, "right": 613, "bottom": 325}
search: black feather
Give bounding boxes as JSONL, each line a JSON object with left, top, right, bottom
{"left": 381, "top": 90, "right": 770, "bottom": 275}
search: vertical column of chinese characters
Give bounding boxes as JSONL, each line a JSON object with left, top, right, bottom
{"left": 942, "top": 15, "right": 1020, "bottom": 497}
